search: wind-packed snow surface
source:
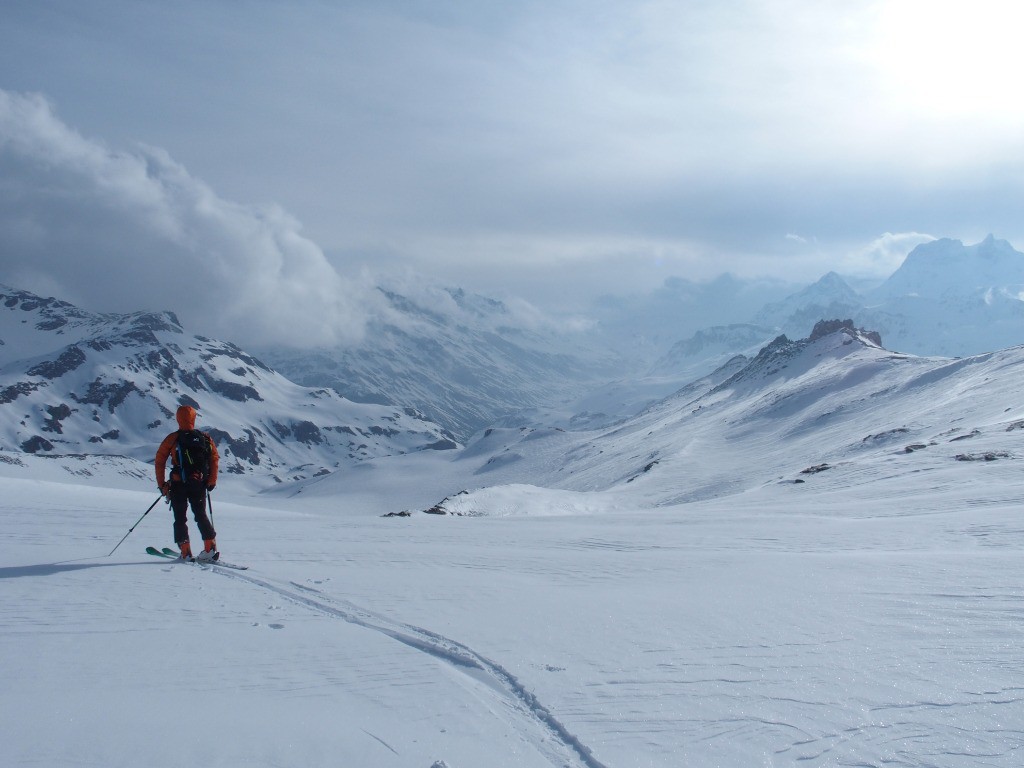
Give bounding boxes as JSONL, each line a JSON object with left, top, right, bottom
{"left": 3, "top": 329, "right": 1024, "bottom": 767}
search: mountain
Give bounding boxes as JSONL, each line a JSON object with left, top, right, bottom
{"left": 855, "top": 235, "right": 1024, "bottom": 355}
{"left": 591, "top": 273, "right": 796, "bottom": 360}
{"left": 870, "top": 234, "right": 1024, "bottom": 301}
{"left": 256, "top": 237, "right": 1024, "bottom": 441}
{"left": 0, "top": 285, "right": 456, "bottom": 486}
{"left": 530, "top": 238, "right": 1024, "bottom": 430}
{"left": 256, "top": 283, "right": 622, "bottom": 441}
{"left": 253, "top": 273, "right": 800, "bottom": 440}
{"left": 291, "top": 318, "right": 1023, "bottom": 514}
{"left": 4, "top": 233, "right": 1021, "bottom": 489}
{"left": 532, "top": 324, "right": 778, "bottom": 431}
{"left": 540, "top": 317, "right": 1004, "bottom": 504}
{"left": 712, "top": 237, "right": 1024, "bottom": 360}
{"left": 753, "top": 271, "right": 863, "bottom": 338}
{"left": 648, "top": 323, "right": 777, "bottom": 378}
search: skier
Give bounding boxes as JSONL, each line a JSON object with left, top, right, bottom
{"left": 155, "top": 404, "right": 220, "bottom": 561}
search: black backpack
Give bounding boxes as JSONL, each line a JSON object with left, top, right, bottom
{"left": 176, "top": 429, "right": 211, "bottom": 488}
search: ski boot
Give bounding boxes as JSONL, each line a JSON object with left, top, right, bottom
{"left": 196, "top": 538, "right": 219, "bottom": 562}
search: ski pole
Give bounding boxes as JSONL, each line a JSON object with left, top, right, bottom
{"left": 207, "top": 489, "right": 213, "bottom": 523}
{"left": 108, "top": 494, "right": 165, "bottom": 556}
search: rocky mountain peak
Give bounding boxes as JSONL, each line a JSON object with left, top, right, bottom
{"left": 809, "top": 319, "right": 882, "bottom": 347}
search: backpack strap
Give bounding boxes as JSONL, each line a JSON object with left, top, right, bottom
{"left": 175, "top": 429, "right": 186, "bottom": 471}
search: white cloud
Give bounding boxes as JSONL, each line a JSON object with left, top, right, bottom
{"left": 4, "top": 0, "right": 1024, "bottom": 320}
{"left": 840, "top": 232, "right": 936, "bottom": 278}
{"left": 0, "top": 90, "right": 376, "bottom": 349}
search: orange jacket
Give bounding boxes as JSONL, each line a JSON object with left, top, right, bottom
{"left": 155, "top": 405, "right": 220, "bottom": 488}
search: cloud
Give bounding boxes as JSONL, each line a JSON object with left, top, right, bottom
{"left": 373, "top": 266, "right": 595, "bottom": 336}
{"left": 840, "top": 232, "right": 937, "bottom": 278}
{"left": 3, "top": 1, "right": 1024, "bottom": 320}
{"left": 0, "top": 89, "right": 376, "bottom": 349}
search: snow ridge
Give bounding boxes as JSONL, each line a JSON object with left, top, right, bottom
{"left": 211, "top": 568, "right": 610, "bottom": 768}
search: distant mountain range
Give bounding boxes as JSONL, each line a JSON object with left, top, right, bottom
{"left": 256, "top": 284, "right": 622, "bottom": 441}
{"left": 1, "top": 235, "right": 1022, "bottom": 486}
{"left": 254, "top": 236, "right": 1024, "bottom": 438}
{"left": 615, "top": 236, "right": 1024, "bottom": 417}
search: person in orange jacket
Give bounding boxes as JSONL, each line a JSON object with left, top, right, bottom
{"left": 155, "top": 404, "right": 220, "bottom": 560}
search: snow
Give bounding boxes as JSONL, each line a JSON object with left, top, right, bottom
{"left": 4, "top": 339, "right": 1024, "bottom": 766}
{"left": 5, "top": 477, "right": 1024, "bottom": 767}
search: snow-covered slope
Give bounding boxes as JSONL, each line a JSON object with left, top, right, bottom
{"left": 0, "top": 285, "right": 456, "bottom": 487}
{"left": 544, "top": 319, "right": 1013, "bottom": 504}
{"left": 257, "top": 284, "right": 621, "bottom": 441}
{"left": 302, "top": 319, "right": 1024, "bottom": 517}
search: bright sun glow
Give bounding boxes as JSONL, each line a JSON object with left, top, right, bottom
{"left": 868, "top": 0, "right": 1024, "bottom": 119}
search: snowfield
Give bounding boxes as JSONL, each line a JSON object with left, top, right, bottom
{"left": 4, "top": 330, "right": 1024, "bottom": 767}
{"left": 4, "top": 465, "right": 1024, "bottom": 767}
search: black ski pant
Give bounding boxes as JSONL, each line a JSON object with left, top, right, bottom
{"left": 169, "top": 482, "right": 216, "bottom": 544}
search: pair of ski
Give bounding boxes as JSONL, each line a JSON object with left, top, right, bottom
{"left": 146, "top": 546, "right": 248, "bottom": 570}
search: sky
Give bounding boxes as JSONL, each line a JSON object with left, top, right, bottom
{"left": 2, "top": 0, "right": 1023, "bottom": 347}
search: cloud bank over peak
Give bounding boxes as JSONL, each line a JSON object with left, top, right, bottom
{"left": 0, "top": 89, "right": 375, "bottom": 349}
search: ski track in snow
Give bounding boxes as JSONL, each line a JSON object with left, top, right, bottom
{"left": 203, "top": 563, "right": 610, "bottom": 768}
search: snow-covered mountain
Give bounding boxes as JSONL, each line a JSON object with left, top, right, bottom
{"left": 555, "top": 317, "right": 1017, "bottom": 504}
{"left": 647, "top": 236, "right": 1024, "bottom": 372}
{"left": 252, "top": 274, "right": 806, "bottom": 437}
{"left": 648, "top": 323, "right": 777, "bottom": 378}
{"left": 870, "top": 234, "right": 1024, "bottom": 301}
{"left": 242, "top": 236, "right": 1024, "bottom": 442}
{"left": 590, "top": 272, "right": 795, "bottom": 359}
{"left": 3, "top": 233, "right": 1022, "bottom": 490}
{"left": 256, "top": 283, "right": 622, "bottom": 441}
{"left": 856, "top": 235, "right": 1024, "bottom": 355}
{"left": 0, "top": 285, "right": 457, "bottom": 486}
{"left": 749, "top": 236, "right": 1024, "bottom": 358}
{"left": 290, "top": 319, "right": 1024, "bottom": 516}
{"left": 537, "top": 324, "right": 777, "bottom": 432}
{"left": 753, "top": 271, "right": 864, "bottom": 338}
